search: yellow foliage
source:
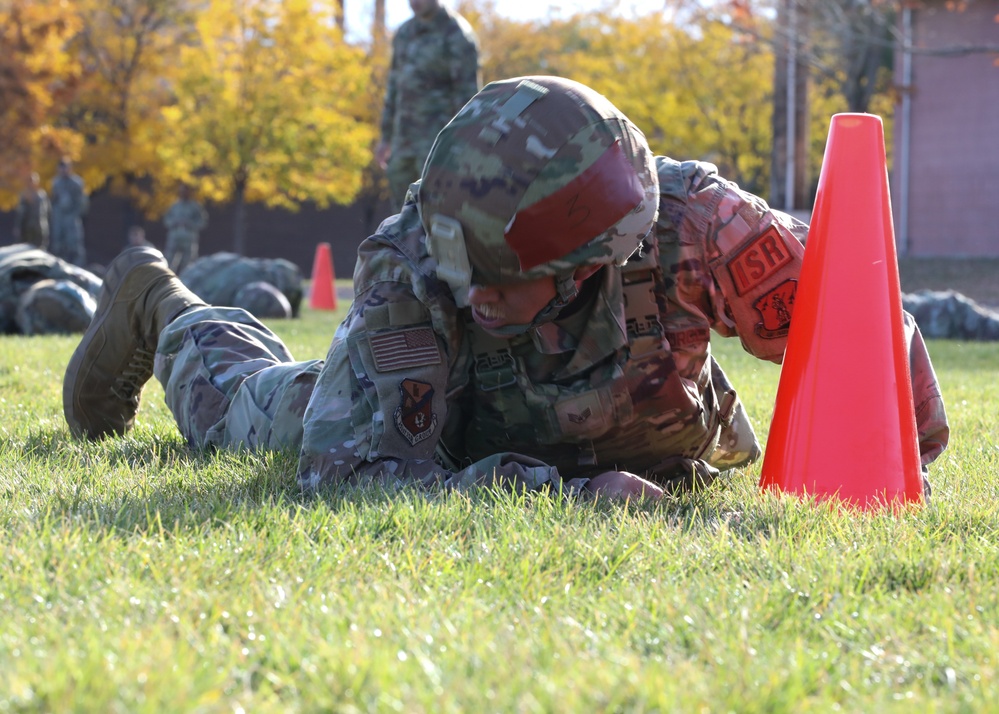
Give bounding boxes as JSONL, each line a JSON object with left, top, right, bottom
{"left": 157, "top": 0, "right": 375, "bottom": 221}
{"left": 468, "top": 4, "right": 775, "bottom": 195}
{"left": 0, "top": 0, "right": 82, "bottom": 209}
{"left": 66, "top": 0, "right": 202, "bottom": 214}
{"left": 0, "top": 0, "right": 908, "bottom": 223}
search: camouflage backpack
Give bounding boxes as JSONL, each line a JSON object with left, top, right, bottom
{"left": 16, "top": 278, "right": 96, "bottom": 335}
{"left": 232, "top": 280, "right": 293, "bottom": 319}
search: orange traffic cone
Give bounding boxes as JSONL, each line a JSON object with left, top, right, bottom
{"left": 309, "top": 242, "right": 337, "bottom": 311}
{"left": 759, "top": 113, "right": 923, "bottom": 509}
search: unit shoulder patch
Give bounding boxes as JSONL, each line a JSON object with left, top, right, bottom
{"left": 727, "top": 226, "right": 793, "bottom": 296}
{"left": 394, "top": 378, "right": 438, "bottom": 446}
{"left": 753, "top": 279, "right": 797, "bottom": 339}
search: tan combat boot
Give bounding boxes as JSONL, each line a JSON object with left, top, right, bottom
{"left": 63, "top": 246, "right": 205, "bottom": 439}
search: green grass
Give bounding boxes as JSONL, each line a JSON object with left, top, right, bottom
{"left": 1, "top": 307, "right": 997, "bottom": 712}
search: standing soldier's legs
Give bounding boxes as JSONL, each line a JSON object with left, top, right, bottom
{"left": 68, "top": 225, "right": 86, "bottom": 267}
{"left": 49, "top": 220, "right": 85, "bottom": 266}
{"left": 185, "top": 239, "right": 199, "bottom": 275}
{"left": 49, "top": 221, "right": 67, "bottom": 262}
{"left": 173, "top": 238, "right": 195, "bottom": 276}
{"left": 164, "top": 235, "right": 192, "bottom": 275}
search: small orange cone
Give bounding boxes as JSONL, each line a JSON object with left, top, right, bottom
{"left": 759, "top": 113, "right": 923, "bottom": 509}
{"left": 309, "top": 242, "right": 337, "bottom": 311}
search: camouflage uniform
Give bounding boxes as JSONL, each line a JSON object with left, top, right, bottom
{"left": 153, "top": 173, "right": 949, "bottom": 494}
{"left": 13, "top": 188, "right": 51, "bottom": 249}
{"left": 0, "top": 244, "right": 101, "bottom": 335}
{"left": 163, "top": 198, "right": 208, "bottom": 275}
{"left": 49, "top": 171, "right": 89, "bottom": 266}
{"left": 380, "top": 2, "right": 480, "bottom": 206}
{"left": 179, "top": 252, "right": 304, "bottom": 318}
{"left": 149, "top": 77, "right": 948, "bottom": 496}
{"left": 903, "top": 290, "right": 999, "bottom": 341}
{"left": 155, "top": 306, "right": 322, "bottom": 451}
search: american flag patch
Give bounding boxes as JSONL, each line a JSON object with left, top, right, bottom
{"left": 369, "top": 327, "right": 442, "bottom": 373}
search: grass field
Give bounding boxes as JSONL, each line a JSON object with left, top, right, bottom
{"left": 1, "top": 302, "right": 997, "bottom": 713}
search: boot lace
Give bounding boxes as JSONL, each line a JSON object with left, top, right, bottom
{"left": 112, "top": 347, "right": 155, "bottom": 401}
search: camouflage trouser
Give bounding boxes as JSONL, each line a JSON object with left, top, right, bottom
{"left": 164, "top": 234, "right": 198, "bottom": 276}
{"left": 153, "top": 306, "right": 322, "bottom": 451}
{"left": 49, "top": 222, "right": 86, "bottom": 267}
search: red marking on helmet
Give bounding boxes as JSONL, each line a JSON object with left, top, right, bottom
{"left": 504, "top": 139, "right": 644, "bottom": 271}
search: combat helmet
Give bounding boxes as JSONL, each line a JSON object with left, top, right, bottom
{"left": 418, "top": 76, "right": 659, "bottom": 309}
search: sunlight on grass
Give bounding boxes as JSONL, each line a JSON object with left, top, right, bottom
{"left": 1, "top": 309, "right": 997, "bottom": 711}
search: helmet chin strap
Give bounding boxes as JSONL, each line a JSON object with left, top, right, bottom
{"left": 479, "top": 273, "right": 579, "bottom": 338}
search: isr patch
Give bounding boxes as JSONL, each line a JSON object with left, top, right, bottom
{"left": 726, "top": 226, "right": 792, "bottom": 296}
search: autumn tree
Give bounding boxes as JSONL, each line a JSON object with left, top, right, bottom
{"left": 457, "top": 0, "right": 575, "bottom": 81}
{"left": 350, "top": 0, "right": 394, "bottom": 236}
{"left": 567, "top": 12, "right": 774, "bottom": 193}
{"left": 157, "top": 0, "right": 375, "bottom": 254}
{"left": 0, "top": 0, "right": 82, "bottom": 209}
{"left": 467, "top": 2, "right": 774, "bottom": 195}
{"left": 65, "top": 0, "right": 199, "bottom": 221}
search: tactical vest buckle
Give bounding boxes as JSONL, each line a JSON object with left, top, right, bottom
{"left": 474, "top": 350, "right": 517, "bottom": 392}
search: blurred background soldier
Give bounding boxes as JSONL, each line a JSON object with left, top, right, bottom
{"left": 375, "top": 0, "right": 480, "bottom": 207}
{"left": 49, "top": 157, "right": 89, "bottom": 267}
{"left": 126, "top": 225, "right": 154, "bottom": 250}
{"left": 179, "top": 252, "right": 303, "bottom": 319}
{"left": 0, "top": 243, "right": 101, "bottom": 335}
{"left": 163, "top": 185, "right": 208, "bottom": 275}
{"left": 12, "top": 172, "right": 51, "bottom": 250}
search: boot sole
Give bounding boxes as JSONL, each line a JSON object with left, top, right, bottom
{"left": 63, "top": 248, "right": 167, "bottom": 439}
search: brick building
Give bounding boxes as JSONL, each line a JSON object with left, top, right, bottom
{"left": 892, "top": 0, "right": 999, "bottom": 256}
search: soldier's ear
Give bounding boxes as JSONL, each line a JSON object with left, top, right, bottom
{"left": 572, "top": 265, "right": 602, "bottom": 282}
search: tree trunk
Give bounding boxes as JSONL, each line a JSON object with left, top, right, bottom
{"left": 373, "top": 0, "right": 386, "bottom": 40}
{"left": 770, "top": 0, "right": 810, "bottom": 212}
{"left": 233, "top": 179, "right": 246, "bottom": 255}
{"left": 334, "top": 0, "right": 345, "bottom": 33}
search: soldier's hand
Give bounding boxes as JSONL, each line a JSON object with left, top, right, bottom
{"left": 586, "top": 471, "right": 664, "bottom": 501}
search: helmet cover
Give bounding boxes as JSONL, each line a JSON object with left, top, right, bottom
{"left": 419, "top": 76, "right": 659, "bottom": 299}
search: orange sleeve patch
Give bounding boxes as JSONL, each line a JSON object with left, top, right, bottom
{"left": 727, "top": 226, "right": 793, "bottom": 296}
